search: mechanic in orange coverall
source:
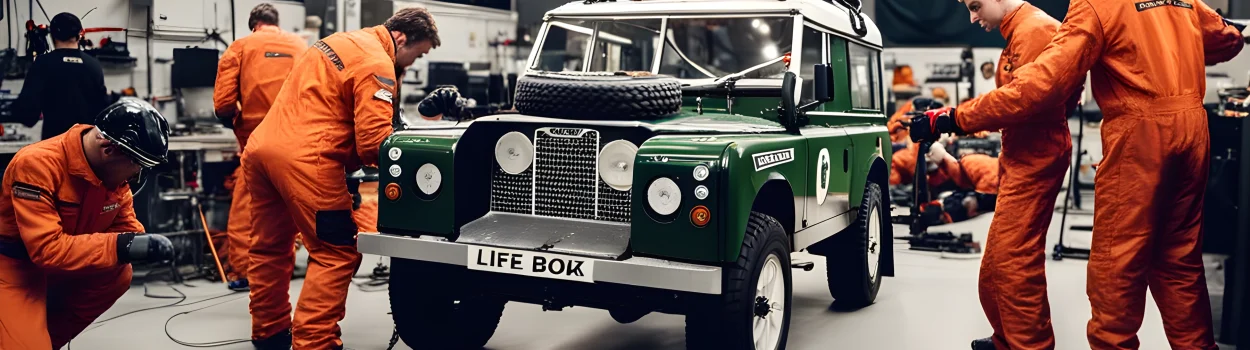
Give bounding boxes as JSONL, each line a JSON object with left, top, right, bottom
{"left": 211, "top": 3, "right": 308, "bottom": 292}
{"left": 930, "top": 0, "right": 1081, "bottom": 348}
{"left": 0, "top": 100, "right": 175, "bottom": 350}
{"left": 921, "top": 141, "right": 1001, "bottom": 224}
{"left": 913, "top": 0, "right": 1246, "bottom": 348}
{"left": 242, "top": 8, "right": 442, "bottom": 349}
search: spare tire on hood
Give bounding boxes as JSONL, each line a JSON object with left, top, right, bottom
{"left": 513, "top": 72, "right": 683, "bottom": 120}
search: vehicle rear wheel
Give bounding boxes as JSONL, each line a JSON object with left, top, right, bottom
{"left": 826, "top": 182, "right": 886, "bottom": 309}
{"left": 389, "top": 258, "right": 506, "bottom": 349}
{"left": 686, "top": 211, "right": 792, "bottom": 350}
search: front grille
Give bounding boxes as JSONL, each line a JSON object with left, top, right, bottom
{"left": 488, "top": 128, "right": 632, "bottom": 223}
{"left": 534, "top": 129, "right": 599, "bottom": 219}
{"left": 597, "top": 180, "right": 631, "bottom": 222}
{"left": 490, "top": 166, "right": 531, "bottom": 215}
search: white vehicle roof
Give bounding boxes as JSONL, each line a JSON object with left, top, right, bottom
{"left": 544, "top": 0, "right": 882, "bottom": 48}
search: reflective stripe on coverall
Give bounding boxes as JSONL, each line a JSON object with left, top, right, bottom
{"left": 243, "top": 25, "right": 398, "bottom": 349}
{"left": 955, "top": 1, "right": 1244, "bottom": 348}
{"left": 0, "top": 124, "right": 143, "bottom": 350}
{"left": 211, "top": 24, "right": 307, "bottom": 283}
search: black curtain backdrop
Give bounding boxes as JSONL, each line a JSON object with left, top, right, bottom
{"left": 875, "top": 0, "right": 1072, "bottom": 47}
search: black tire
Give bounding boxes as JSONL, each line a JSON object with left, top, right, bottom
{"left": 826, "top": 182, "right": 886, "bottom": 309}
{"left": 513, "top": 73, "right": 682, "bottom": 120}
{"left": 389, "top": 258, "right": 506, "bottom": 349}
{"left": 686, "top": 212, "right": 792, "bottom": 350}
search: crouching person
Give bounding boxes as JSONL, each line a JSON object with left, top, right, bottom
{"left": 0, "top": 99, "right": 175, "bottom": 350}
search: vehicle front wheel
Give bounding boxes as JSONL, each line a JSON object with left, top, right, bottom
{"left": 686, "top": 211, "right": 792, "bottom": 350}
{"left": 389, "top": 258, "right": 506, "bottom": 349}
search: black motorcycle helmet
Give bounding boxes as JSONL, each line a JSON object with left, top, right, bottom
{"left": 94, "top": 99, "right": 171, "bottom": 168}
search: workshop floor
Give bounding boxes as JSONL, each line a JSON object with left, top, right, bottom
{"left": 66, "top": 119, "right": 1234, "bottom": 350}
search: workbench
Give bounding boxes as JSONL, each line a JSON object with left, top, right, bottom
{"left": 0, "top": 132, "right": 239, "bottom": 155}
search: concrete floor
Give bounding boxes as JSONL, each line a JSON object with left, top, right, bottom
{"left": 65, "top": 119, "right": 1232, "bottom": 350}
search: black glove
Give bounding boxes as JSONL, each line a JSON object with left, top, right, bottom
{"left": 417, "top": 87, "right": 464, "bottom": 120}
{"left": 910, "top": 97, "right": 944, "bottom": 111}
{"left": 217, "top": 114, "right": 235, "bottom": 129}
{"left": 117, "top": 233, "right": 175, "bottom": 263}
{"left": 910, "top": 107, "right": 963, "bottom": 143}
{"left": 1225, "top": 18, "right": 1247, "bottom": 33}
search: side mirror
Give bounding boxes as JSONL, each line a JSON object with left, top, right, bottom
{"left": 814, "top": 64, "right": 833, "bottom": 103}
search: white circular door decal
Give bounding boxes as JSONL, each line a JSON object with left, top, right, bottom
{"left": 816, "top": 148, "right": 831, "bottom": 205}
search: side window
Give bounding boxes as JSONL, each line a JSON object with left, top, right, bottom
{"left": 848, "top": 42, "right": 880, "bottom": 110}
{"left": 799, "top": 26, "right": 824, "bottom": 102}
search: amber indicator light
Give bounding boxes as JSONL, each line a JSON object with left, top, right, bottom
{"left": 691, "top": 205, "right": 711, "bottom": 227}
{"left": 385, "top": 183, "right": 402, "bottom": 201}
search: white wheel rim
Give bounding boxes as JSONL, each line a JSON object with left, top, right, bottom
{"left": 867, "top": 206, "right": 881, "bottom": 281}
{"left": 753, "top": 254, "right": 786, "bottom": 350}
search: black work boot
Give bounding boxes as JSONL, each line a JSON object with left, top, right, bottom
{"left": 970, "top": 337, "right": 996, "bottom": 350}
{"left": 252, "top": 329, "right": 292, "bottom": 350}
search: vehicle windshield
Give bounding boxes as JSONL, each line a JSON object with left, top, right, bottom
{"left": 533, "top": 16, "right": 796, "bottom": 81}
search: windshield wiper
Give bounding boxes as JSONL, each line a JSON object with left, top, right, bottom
{"left": 711, "top": 54, "right": 788, "bottom": 86}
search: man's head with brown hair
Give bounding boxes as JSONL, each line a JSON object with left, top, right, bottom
{"left": 385, "top": 7, "right": 441, "bottom": 68}
{"left": 248, "top": 3, "right": 280, "bottom": 31}
{"left": 958, "top": 0, "right": 1023, "bottom": 32}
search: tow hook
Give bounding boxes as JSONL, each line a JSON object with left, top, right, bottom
{"left": 542, "top": 296, "right": 567, "bottom": 311}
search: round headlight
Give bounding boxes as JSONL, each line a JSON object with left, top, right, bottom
{"left": 495, "top": 131, "right": 533, "bottom": 175}
{"left": 692, "top": 164, "right": 710, "bottom": 181}
{"left": 415, "top": 163, "right": 442, "bottom": 195}
{"left": 598, "top": 140, "right": 638, "bottom": 191}
{"left": 388, "top": 164, "right": 402, "bottom": 177}
{"left": 647, "top": 177, "right": 682, "bottom": 216}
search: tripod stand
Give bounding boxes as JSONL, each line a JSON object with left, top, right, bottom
{"left": 1054, "top": 102, "right": 1093, "bottom": 260}
{"left": 890, "top": 138, "right": 982, "bottom": 255}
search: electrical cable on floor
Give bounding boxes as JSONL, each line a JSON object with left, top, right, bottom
{"left": 86, "top": 282, "right": 187, "bottom": 326}
{"left": 163, "top": 293, "right": 251, "bottom": 347}
{"left": 386, "top": 326, "right": 401, "bottom": 350}
{"left": 353, "top": 256, "right": 391, "bottom": 292}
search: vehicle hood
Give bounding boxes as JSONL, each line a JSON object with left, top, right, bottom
{"left": 396, "top": 112, "right": 786, "bottom": 137}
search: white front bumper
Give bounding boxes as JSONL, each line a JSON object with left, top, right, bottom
{"left": 358, "top": 233, "right": 724, "bottom": 295}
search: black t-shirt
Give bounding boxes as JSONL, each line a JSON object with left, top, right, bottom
{"left": 11, "top": 48, "right": 109, "bottom": 140}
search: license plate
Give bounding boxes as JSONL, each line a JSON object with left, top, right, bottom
{"left": 466, "top": 245, "right": 594, "bottom": 283}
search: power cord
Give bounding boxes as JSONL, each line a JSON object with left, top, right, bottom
{"left": 353, "top": 256, "right": 391, "bottom": 293}
{"left": 164, "top": 293, "right": 251, "bottom": 347}
{"left": 87, "top": 260, "right": 193, "bottom": 327}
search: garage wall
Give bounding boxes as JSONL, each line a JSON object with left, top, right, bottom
{"left": 0, "top": 0, "right": 312, "bottom": 138}
{"left": 394, "top": 0, "right": 515, "bottom": 66}
{"left": 883, "top": 47, "right": 1004, "bottom": 102}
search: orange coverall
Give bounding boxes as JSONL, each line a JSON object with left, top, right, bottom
{"left": 936, "top": 153, "right": 1000, "bottom": 195}
{"left": 211, "top": 25, "right": 308, "bottom": 283}
{"left": 887, "top": 100, "right": 914, "bottom": 144}
{"left": 0, "top": 124, "right": 144, "bottom": 350}
{"left": 955, "top": 1, "right": 1244, "bottom": 348}
{"left": 889, "top": 142, "right": 951, "bottom": 188}
{"left": 953, "top": 4, "right": 1079, "bottom": 348}
{"left": 243, "top": 25, "right": 398, "bottom": 349}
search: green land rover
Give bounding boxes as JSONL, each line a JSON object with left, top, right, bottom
{"left": 359, "top": 0, "right": 894, "bottom": 348}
